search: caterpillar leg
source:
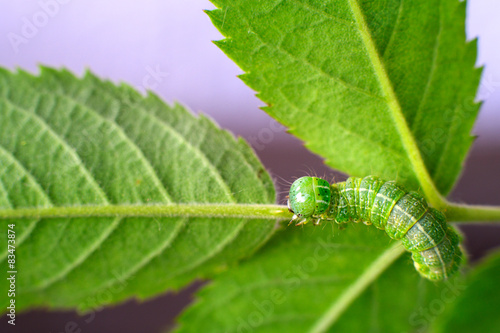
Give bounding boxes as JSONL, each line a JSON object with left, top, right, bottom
{"left": 288, "top": 215, "right": 316, "bottom": 226}
{"left": 295, "top": 217, "right": 309, "bottom": 226}
{"left": 289, "top": 214, "right": 308, "bottom": 226}
{"left": 288, "top": 214, "right": 299, "bottom": 225}
{"left": 289, "top": 214, "right": 322, "bottom": 226}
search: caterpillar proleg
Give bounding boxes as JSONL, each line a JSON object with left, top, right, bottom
{"left": 287, "top": 176, "right": 462, "bottom": 280}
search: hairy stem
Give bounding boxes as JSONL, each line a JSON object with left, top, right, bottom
{"left": 444, "top": 203, "right": 500, "bottom": 223}
{"left": 1, "top": 202, "right": 499, "bottom": 223}
{"left": 0, "top": 204, "right": 290, "bottom": 220}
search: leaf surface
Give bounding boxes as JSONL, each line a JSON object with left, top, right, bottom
{"left": 181, "top": 2, "right": 483, "bottom": 328}
{"left": 177, "top": 225, "right": 462, "bottom": 333}
{"left": 208, "top": 0, "right": 481, "bottom": 195}
{"left": 433, "top": 250, "right": 500, "bottom": 333}
{"left": 0, "top": 67, "right": 276, "bottom": 311}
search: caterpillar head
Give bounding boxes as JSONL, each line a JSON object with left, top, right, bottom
{"left": 287, "top": 177, "right": 331, "bottom": 221}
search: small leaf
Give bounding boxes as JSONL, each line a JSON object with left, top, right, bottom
{"left": 208, "top": 0, "right": 481, "bottom": 195}
{"left": 0, "top": 67, "right": 276, "bottom": 311}
{"left": 177, "top": 225, "right": 462, "bottom": 333}
{"left": 433, "top": 250, "right": 500, "bottom": 333}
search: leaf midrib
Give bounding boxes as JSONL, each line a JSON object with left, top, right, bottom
{"left": 2, "top": 92, "right": 180, "bottom": 294}
{"left": 1, "top": 83, "right": 272, "bottom": 297}
{"left": 0, "top": 96, "right": 116, "bottom": 274}
{"left": 308, "top": 242, "right": 405, "bottom": 333}
{"left": 0, "top": 203, "right": 289, "bottom": 220}
{"left": 232, "top": 4, "right": 411, "bottom": 163}
{"left": 346, "top": 0, "right": 444, "bottom": 208}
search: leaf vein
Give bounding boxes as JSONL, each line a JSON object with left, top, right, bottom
{"left": 381, "top": 0, "right": 404, "bottom": 57}
{"left": 288, "top": 0, "right": 355, "bottom": 27}
{"left": 346, "top": 0, "right": 444, "bottom": 206}
{"left": 0, "top": 97, "right": 110, "bottom": 204}
{"left": 411, "top": 0, "right": 443, "bottom": 127}
{"left": 0, "top": 166, "right": 13, "bottom": 209}
{"left": 163, "top": 219, "right": 249, "bottom": 280}
{"left": 277, "top": 87, "right": 407, "bottom": 159}
{"left": 233, "top": 5, "right": 384, "bottom": 101}
{"left": 22, "top": 217, "right": 123, "bottom": 294}
{"left": 57, "top": 89, "right": 174, "bottom": 204}
{"left": 201, "top": 275, "right": 349, "bottom": 315}
{"left": 78, "top": 84, "right": 237, "bottom": 203}
{"left": 60, "top": 217, "right": 188, "bottom": 302}
{"left": 225, "top": 314, "right": 317, "bottom": 333}
{"left": 0, "top": 143, "right": 51, "bottom": 263}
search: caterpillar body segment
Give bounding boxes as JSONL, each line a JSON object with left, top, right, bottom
{"left": 287, "top": 176, "right": 463, "bottom": 280}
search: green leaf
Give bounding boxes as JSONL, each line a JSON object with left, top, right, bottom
{"left": 432, "top": 250, "right": 500, "bottom": 333}
{"left": 207, "top": 0, "right": 481, "bottom": 197}
{"left": 176, "top": 225, "right": 464, "bottom": 333}
{"left": 0, "top": 67, "right": 277, "bottom": 312}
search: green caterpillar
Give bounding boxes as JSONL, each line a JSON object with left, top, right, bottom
{"left": 287, "top": 176, "right": 462, "bottom": 281}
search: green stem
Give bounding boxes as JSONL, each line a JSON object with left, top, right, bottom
{"left": 309, "top": 242, "right": 405, "bottom": 333}
{"left": 1, "top": 202, "right": 499, "bottom": 223}
{"left": 444, "top": 202, "right": 500, "bottom": 222}
{"left": 0, "top": 203, "right": 290, "bottom": 220}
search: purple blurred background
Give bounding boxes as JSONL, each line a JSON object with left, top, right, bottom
{"left": 0, "top": 1, "right": 499, "bottom": 332}
{"left": 1, "top": 0, "right": 499, "bottom": 148}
